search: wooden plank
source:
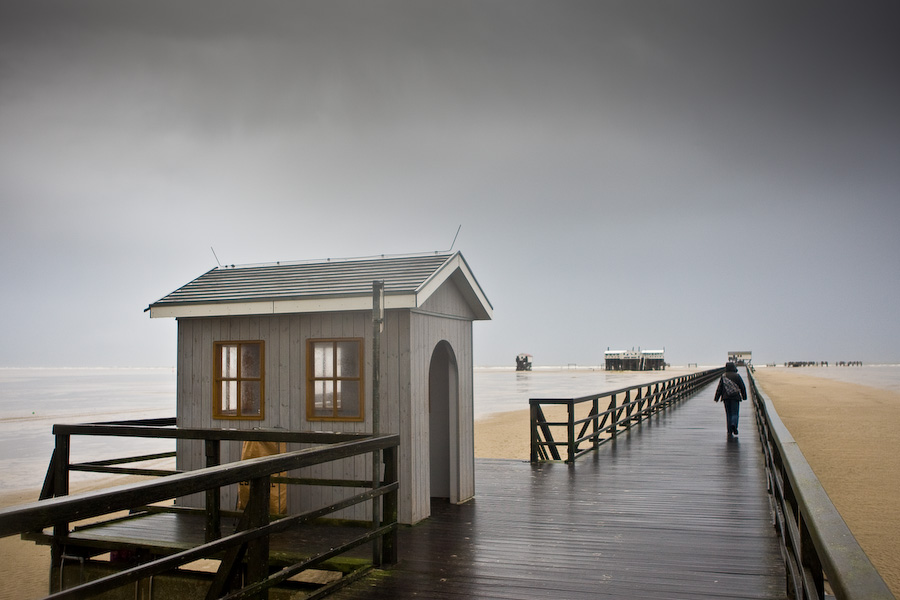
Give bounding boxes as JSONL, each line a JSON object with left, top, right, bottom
{"left": 329, "top": 382, "right": 785, "bottom": 599}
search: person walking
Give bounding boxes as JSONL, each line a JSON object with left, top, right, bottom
{"left": 714, "top": 362, "right": 747, "bottom": 435}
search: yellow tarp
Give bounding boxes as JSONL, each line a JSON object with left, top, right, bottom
{"left": 237, "top": 441, "right": 288, "bottom": 515}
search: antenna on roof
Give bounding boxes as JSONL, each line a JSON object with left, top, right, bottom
{"left": 211, "top": 246, "right": 224, "bottom": 268}
{"left": 448, "top": 225, "right": 462, "bottom": 252}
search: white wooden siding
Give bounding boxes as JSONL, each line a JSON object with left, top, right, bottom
{"left": 174, "top": 278, "right": 476, "bottom": 524}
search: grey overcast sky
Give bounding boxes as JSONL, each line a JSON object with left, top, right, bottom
{"left": 1, "top": 0, "right": 899, "bottom": 368}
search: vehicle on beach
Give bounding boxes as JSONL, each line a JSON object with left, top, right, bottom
{"left": 516, "top": 353, "right": 533, "bottom": 371}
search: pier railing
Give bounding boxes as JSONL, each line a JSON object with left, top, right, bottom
{"left": 0, "top": 420, "right": 400, "bottom": 600}
{"left": 530, "top": 368, "right": 722, "bottom": 463}
{"left": 748, "top": 369, "right": 894, "bottom": 600}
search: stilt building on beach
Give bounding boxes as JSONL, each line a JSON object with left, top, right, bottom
{"left": 604, "top": 348, "right": 666, "bottom": 371}
{"left": 728, "top": 350, "right": 752, "bottom": 366}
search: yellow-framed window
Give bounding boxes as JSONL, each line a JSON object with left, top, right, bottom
{"left": 214, "top": 341, "right": 265, "bottom": 420}
{"left": 306, "top": 338, "right": 364, "bottom": 421}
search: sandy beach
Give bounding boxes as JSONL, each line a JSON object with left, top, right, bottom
{"left": 0, "top": 474, "right": 169, "bottom": 600}
{"left": 3, "top": 369, "right": 898, "bottom": 598}
{"left": 753, "top": 368, "right": 900, "bottom": 596}
{"left": 0, "top": 488, "right": 51, "bottom": 600}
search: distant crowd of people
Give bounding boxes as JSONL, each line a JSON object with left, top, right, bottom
{"left": 785, "top": 361, "right": 863, "bottom": 367}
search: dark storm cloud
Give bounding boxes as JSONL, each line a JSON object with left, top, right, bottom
{"left": 1, "top": 0, "right": 899, "bottom": 366}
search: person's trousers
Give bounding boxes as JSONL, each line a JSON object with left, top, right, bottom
{"left": 723, "top": 398, "right": 741, "bottom": 432}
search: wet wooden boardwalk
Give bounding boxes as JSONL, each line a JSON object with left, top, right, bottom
{"left": 333, "top": 381, "right": 786, "bottom": 599}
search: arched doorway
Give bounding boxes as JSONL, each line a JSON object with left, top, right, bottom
{"left": 428, "top": 341, "right": 458, "bottom": 501}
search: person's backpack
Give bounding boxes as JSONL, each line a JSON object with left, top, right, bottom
{"left": 720, "top": 375, "right": 741, "bottom": 400}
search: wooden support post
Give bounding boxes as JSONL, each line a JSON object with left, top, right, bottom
{"left": 610, "top": 395, "right": 618, "bottom": 440}
{"left": 783, "top": 476, "right": 800, "bottom": 599}
{"left": 205, "top": 439, "right": 221, "bottom": 542}
{"left": 246, "top": 476, "right": 271, "bottom": 600}
{"left": 799, "top": 514, "right": 825, "bottom": 599}
{"left": 52, "top": 433, "right": 70, "bottom": 540}
{"left": 567, "top": 402, "right": 575, "bottom": 463}
{"left": 381, "top": 445, "right": 399, "bottom": 565}
{"left": 49, "top": 434, "right": 70, "bottom": 593}
{"left": 592, "top": 398, "right": 599, "bottom": 451}
{"left": 372, "top": 281, "right": 384, "bottom": 566}
{"left": 634, "top": 388, "right": 644, "bottom": 424}
{"left": 625, "top": 390, "right": 633, "bottom": 429}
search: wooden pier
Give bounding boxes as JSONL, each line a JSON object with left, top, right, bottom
{"left": 330, "top": 380, "right": 785, "bottom": 599}
{"left": 3, "top": 377, "right": 797, "bottom": 599}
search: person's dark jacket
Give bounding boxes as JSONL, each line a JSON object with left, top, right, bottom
{"left": 714, "top": 363, "right": 747, "bottom": 402}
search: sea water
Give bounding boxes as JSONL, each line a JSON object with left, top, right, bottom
{"left": 2, "top": 365, "right": 898, "bottom": 493}
{"left": 0, "top": 368, "right": 176, "bottom": 492}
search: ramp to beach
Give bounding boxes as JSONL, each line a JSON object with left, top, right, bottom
{"left": 332, "top": 380, "right": 785, "bottom": 599}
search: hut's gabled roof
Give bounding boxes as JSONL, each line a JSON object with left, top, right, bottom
{"left": 148, "top": 251, "right": 492, "bottom": 320}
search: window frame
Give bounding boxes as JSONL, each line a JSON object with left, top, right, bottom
{"left": 306, "top": 337, "right": 365, "bottom": 422}
{"left": 213, "top": 340, "right": 265, "bottom": 421}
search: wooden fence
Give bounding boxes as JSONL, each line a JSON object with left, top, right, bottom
{"left": 530, "top": 368, "right": 723, "bottom": 463}
{"left": 0, "top": 419, "right": 400, "bottom": 600}
{"left": 747, "top": 369, "right": 894, "bottom": 600}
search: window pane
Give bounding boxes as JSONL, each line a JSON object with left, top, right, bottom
{"left": 314, "top": 380, "right": 333, "bottom": 417}
{"left": 241, "top": 381, "right": 261, "bottom": 416}
{"left": 241, "top": 343, "right": 260, "bottom": 378}
{"left": 337, "top": 381, "right": 360, "bottom": 418}
{"left": 221, "top": 345, "right": 238, "bottom": 378}
{"left": 221, "top": 381, "right": 238, "bottom": 415}
{"left": 336, "top": 341, "right": 359, "bottom": 377}
{"left": 313, "top": 343, "right": 333, "bottom": 378}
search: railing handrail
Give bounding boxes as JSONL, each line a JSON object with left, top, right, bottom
{"left": 0, "top": 433, "right": 399, "bottom": 537}
{"left": 52, "top": 418, "right": 373, "bottom": 444}
{"left": 528, "top": 371, "right": 718, "bottom": 407}
{"left": 530, "top": 368, "right": 723, "bottom": 462}
{"left": 0, "top": 429, "right": 400, "bottom": 600}
{"left": 748, "top": 368, "right": 894, "bottom": 600}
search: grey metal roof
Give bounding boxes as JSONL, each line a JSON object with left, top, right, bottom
{"left": 148, "top": 251, "right": 492, "bottom": 319}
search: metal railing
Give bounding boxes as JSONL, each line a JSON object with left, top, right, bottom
{"left": 0, "top": 419, "right": 400, "bottom": 600}
{"left": 748, "top": 369, "right": 894, "bottom": 600}
{"left": 530, "top": 368, "right": 722, "bottom": 463}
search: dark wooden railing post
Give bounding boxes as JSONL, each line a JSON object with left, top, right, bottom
{"left": 592, "top": 398, "right": 599, "bottom": 451}
{"left": 610, "top": 394, "right": 618, "bottom": 441}
{"left": 799, "top": 512, "right": 824, "bottom": 599}
{"left": 381, "top": 445, "right": 399, "bottom": 565}
{"left": 633, "top": 388, "right": 642, "bottom": 424}
{"left": 530, "top": 403, "right": 539, "bottom": 462}
{"left": 49, "top": 432, "right": 71, "bottom": 590}
{"left": 624, "top": 390, "right": 633, "bottom": 429}
{"left": 205, "top": 439, "right": 221, "bottom": 542}
{"left": 52, "top": 432, "right": 70, "bottom": 537}
{"left": 245, "top": 475, "right": 271, "bottom": 600}
{"left": 371, "top": 451, "right": 383, "bottom": 567}
{"left": 567, "top": 402, "right": 576, "bottom": 463}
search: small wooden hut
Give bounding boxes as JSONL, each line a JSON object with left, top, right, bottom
{"left": 148, "top": 251, "right": 492, "bottom": 525}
